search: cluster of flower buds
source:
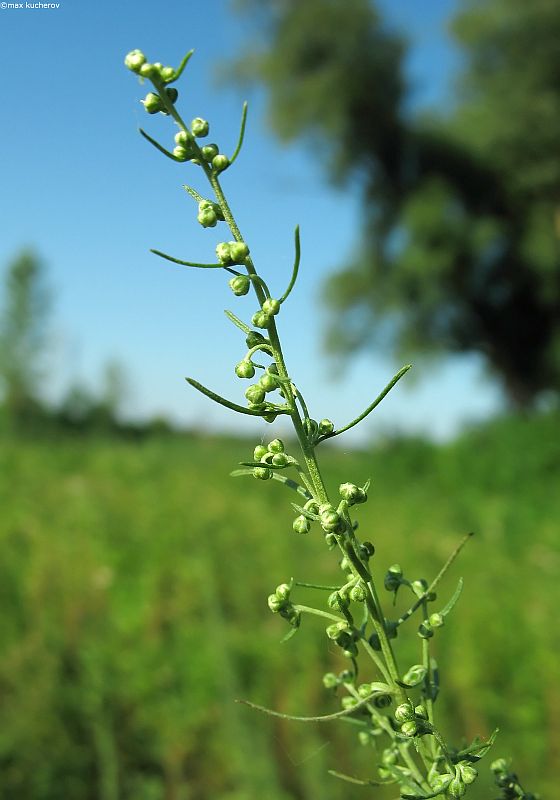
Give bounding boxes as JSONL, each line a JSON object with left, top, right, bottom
{"left": 318, "top": 502, "right": 346, "bottom": 535}
{"left": 216, "top": 240, "right": 250, "bottom": 267}
{"left": 394, "top": 700, "right": 431, "bottom": 738}
{"left": 325, "top": 620, "right": 358, "bottom": 658}
{"left": 267, "top": 583, "right": 300, "bottom": 628}
{"left": 245, "top": 367, "right": 281, "bottom": 414}
{"left": 252, "top": 439, "right": 294, "bottom": 480}
{"left": 197, "top": 199, "right": 224, "bottom": 228}
{"left": 140, "top": 87, "right": 178, "bottom": 115}
{"left": 490, "top": 759, "right": 536, "bottom": 800}
{"left": 429, "top": 762, "right": 478, "bottom": 798}
{"left": 125, "top": 50, "right": 177, "bottom": 83}
{"left": 418, "top": 611, "right": 445, "bottom": 639}
{"left": 251, "top": 297, "right": 281, "bottom": 330}
{"left": 339, "top": 481, "right": 368, "bottom": 506}
{"left": 301, "top": 417, "right": 334, "bottom": 445}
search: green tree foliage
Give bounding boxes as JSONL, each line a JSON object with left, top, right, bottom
{"left": 232, "top": 0, "right": 560, "bottom": 408}
{"left": 0, "top": 250, "right": 50, "bottom": 429}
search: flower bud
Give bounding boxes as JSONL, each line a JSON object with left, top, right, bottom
{"left": 414, "top": 704, "right": 428, "bottom": 719}
{"left": 212, "top": 154, "right": 229, "bottom": 172}
{"left": 253, "top": 445, "right": 268, "bottom": 460}
{"left": 319, "top": 418, "right": 334, "bottom": 435}
{"left": 235, "top": 360, "right": 255, "bottom": 379}
{"left": 124, "top": 49, "right": 147, "bottom": 73}
{"left": 229, "top": 275, "right": 250, "bottom": 296}
{"left": 276, "top": 583, "right": 290, "bottom": 601}
{"left": 246, "top": 331, "right": 267, "bottom": 348}
{"left": 418, "top": 621, "right": 433, "bottom": 639}
{"left": 251, "top": 310, "right": 271, "bottom": 329}
{"left": 253, "top": 466, "right": 272, "bottom": 480}
{"left": 350, "top": 583, "right": 366, "bottom": 602}
{"left": 412, "top": 579, "right": 428, "bottom": 596}
{"left": 245, "top": 385, "right": 265, "bottom": 405}
{"left": 326, "top": 621, "right": 349, "bottom": 640}
{"left": 293, "top": 515, "right": 311, "bottom": 534}
{"left": 191, "top": 117, "right": 210, "bottom": 137}
{"left": 262, "top": 298, "right": 280, "bottom": 316}
{"left": 201, "top": 144, "right": 219, "bottom": 162}
{"left": 141, "top": 92, "right": 163, "bottom": 114}
{"left": 197, "top": 206, "right": 218, "bottom": 228}
{"left": 360, "top": 541, "right": 375, "bottom": 559}
{"left": 303, "top": 418, "right": 319, "bottom": 439}
{"left": 160, "top": 66, "right": 175, "bottom": 82}
{"left": 165, "top": 88, "right": 178, "bottom": 104}
{"left": 357, "top": 682, "right": 373, "bottom": 698}
{"left": 491, "top": 759, "right": 508, "bottom": 774}
{"left": 304, "top": 499, "right": 319, "bottom": 515}
{"left": 272, "top": 452, "right": 288, "bottom": 467}
{"left": 341, "top": 696, "right": 358, "bottom": 710}
{"left": 259, "top": 373, "right": 278, "bottom": 393}
{"left": 430, "top": 774, "right": 453, "bottom": 793}
{"left": 339, "top": 482, "right": 361, "bottom": 504}
{"left": 229, "top": 241, "right": 250, "bottom": 263}
{"left": 267, "top": 438, "right": 284, "bottom": 454}
{"left": 381, "top": 748, "right": 398, "bottom": 766}
{"left": 458, "top": 763, "right": 477, "bottom": 785}
{"left": 429, "top": 612, "right": 444, "bottom": 628}
{"left": 384, "top": 564, "right": 403, "bottom": 592}
{"left": 268, "top": 594, "right": 282, "bottom": 612}
{"left": 152, "top": 62, "right": 164, "bottom": 74}
{"left": 320, "top": 509, "right": 343, "bottom": 533}
{"left": 173, "top": 146, "right": 189, "bottom": 161}
{"left": 400, "top": 720, "right": 418, "bottom": 737}
{"left": 448, "top": 775, "right": 466, "bottom": 798}
{"left": 324, "top": 533, "right": 337, "bottom": 549}
{"left": 327, "top": 591, "right": 348, "bottom": 611}
{"left": 377, "top": 766, "right": 391, "bottom": 780}
{"left": 402, "top": 665, "right": 427, "bottom": 686}
{"left": 322, "top": 672, "right": 338, "bottom": 689}
{"left": 395, "top": 703, "right": 415, "bottom": 724}
{"left": 216, "top": 242, "right": 232, "bottom": 264}
{"left": 358, "top": 731, "right": 371, "bottom": 746}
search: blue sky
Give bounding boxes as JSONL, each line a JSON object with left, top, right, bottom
{"left": 0, "top": 0, "right": 503, "bottom": 442}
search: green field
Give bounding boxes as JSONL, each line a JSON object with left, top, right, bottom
{"left": 1, "top": 413, "right": 559, "bottom": 799}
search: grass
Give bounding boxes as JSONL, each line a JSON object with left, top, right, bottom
{"left": 0, "top": 412, "right": 558, "bottom": 799}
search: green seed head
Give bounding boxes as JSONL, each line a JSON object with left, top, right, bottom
{"left": 235, "top": 360, "right": 255, "bottom": 379}
{"left": 124, "top": 49, "right": 147, "bottom": 73}
{"left": 293, "top": 515, "right": 311, "bottom": 534}
{"left": 229, "top": 241, "right": 250, "bottom": 263}
{"left": 262, "top": 297, "right": 280, "bottom": 316}
{"left": 141, "top": 92, "right": 163, "bottom": 114}
{"left": 191, "top": 117, "right": 210, "bottom": 137}
{"left": 212, "top": 153, "right": 229, "bottom": 172}
{"left": 318, "top": 418, "right": 334, "bottom": 435}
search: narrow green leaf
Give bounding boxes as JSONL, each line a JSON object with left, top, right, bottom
{"left": 172, "top": 49, "right": 195, "bottom": 83}
{"left": 279, "top": 225, "right": 301, "bottom": 304}
{"left": 183, "top": 184, "right": 206, "bottom": 203}
{"left": 236, "top": 690, "right": 380, "bottom": 723}
{"left": 320, "top": 365, "right": 412, "bottom": 441}
{"left": 440, "top": 577, "right": 464, "bottom": 618}
{"left": 139, "top": 128, "right": 182, "bottom": 161}
{"left": 229, "top": 101, "right": 248, "bottom": 166}
{"left": 328, "top": 770, "right": 389, "bottom": 787}
{"left": 224, "top": 309, "right": 251, "bottom": 333}
{"left": 186, "top": 378, "right": 267, "bottom": 416}
{"left": 151, "top": 249, "right": 224, "bottom": 269}
{"left": 230, "top": 469, "right": 310, "bottom": 497}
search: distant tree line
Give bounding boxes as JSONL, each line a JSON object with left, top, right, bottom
{"left": 0, "top": 250, "right": 172, "bottom": 438}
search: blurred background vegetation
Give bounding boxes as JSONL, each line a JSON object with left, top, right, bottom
{"left": 1, "top": 0, "right": 560, "bottom": 798}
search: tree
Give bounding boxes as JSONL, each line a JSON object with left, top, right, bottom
{"left": 0, "top": 250, "right": 50, "bottom": 428}
{"left": 232, "top": 0, "right": 560, "bottom": 408}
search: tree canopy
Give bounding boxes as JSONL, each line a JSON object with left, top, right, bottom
{"left": 233, "top": 0, "right": 560, "bottom": 408}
